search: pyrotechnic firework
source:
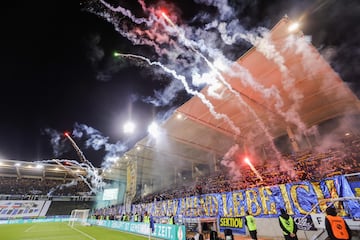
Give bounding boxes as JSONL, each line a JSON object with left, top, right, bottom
{"left": 244, "top": 157, "right": 263, "bottom": 182}
{"left": 64, "top": 132, "right": 101, "bottom": 175}
{"left": 64, "top": 132, "right": 86, "bottom": 163}
{"left": 157, "top": 8, "right": 286, "bottom": 165}
{"left": 39, "top": 132, "right": 106, "bottom": 195}
{"left": 161, "top": 11, "right": 176, "bottom": 28}
{"left": 115, "top": 52, "right": 241, "bottom": 135}
{"left": 80, "top": 0, "right": 333, "bottom": 181}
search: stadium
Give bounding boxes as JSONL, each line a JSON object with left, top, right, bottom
{"left": 1, "top": 14, "right": 360, "bottom": 240}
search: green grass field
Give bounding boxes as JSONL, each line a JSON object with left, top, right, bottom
{"left": 0, "top": 222, "right": 150, "bottom": 240}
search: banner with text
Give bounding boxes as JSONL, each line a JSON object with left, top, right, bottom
{"left": 132, "top": 175, "right": 360, "bottom": 221}
{"left": 219, "top": 217, "right": 246, "bottom": 234}
{"left": 88, "top": 219, "right": 186, "bottom": 240}
{"left": 0, "top": 200, "right": 50, "bottom": 219}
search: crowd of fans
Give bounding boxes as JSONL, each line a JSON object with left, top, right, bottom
{"left": 91, "top": 204, "right": 124, "bottom": 220}
{"left": 132, "top": 134, "right": 360, "bottom": 204}
{"left": 77, "top": 133, "right": 360, "bottom": 225}
{"left": 90, "top": 204, "right": 170, "bottom": 224}
{"left": 1, "top": 134, "right": 359, "bottom": 207}
{"left": 0, "top": 177, "right": 92, "bottom": 197}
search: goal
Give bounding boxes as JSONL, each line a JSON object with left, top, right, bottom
{"left": 68, "top": 209, "right": 90, "bottom": 227}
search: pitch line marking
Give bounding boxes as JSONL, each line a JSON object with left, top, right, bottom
{"left": 24, "top": 224, "right": 36, "bottom": 232}
{"left": 68, "top": 225, "right": 96, "bottom": 240}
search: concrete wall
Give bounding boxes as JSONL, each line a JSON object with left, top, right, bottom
{"left": 253, "top": 218, "right": 321, "bottom": 240}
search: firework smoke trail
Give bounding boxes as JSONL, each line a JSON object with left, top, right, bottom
{"left": 163, "top": 22, "right": 290, "bottom": 156}
{"left": 196, "top": 0, "right": 307, "bottom": 132}
{"left": 117, "top": 53, "right": 241, "bottom": 135}
{"left": 64, "top": 133, "right": 83, "bottom": 162}
{"left": 47, "top": 179, "right": 78, "bottom": 197}
{"left": 65, "top": 132, "right": 91, "bottom": 165}
{"left": 92, "top": 0, "right": 245, "bottom": 144}
{"left": 217, "top": 22, "right": 307, "bottom": 132}
{"left": 72, "top": 123, "right": 129, "bottom": 169}
{"left": 64, "top": 132, "right": 99, "bottom": 174}
{"left": 85, "top": 8, "right": 166, "bottom": 56}
{"left": 137, "top": 0, "right": 147, "bottom": 12}
{"left": 161, "top": 12, "right": 221, "bottom": 75}
{"left": 39, "top": 159, "right": 104, "bottom": 195}
{"left": 244, "top": 157, "right": 263, "bottom": 182}
{"left": 93, "top": 1, "right": 305, "bottom": 135}
{"left": 91, "top": 3, "right": 224, "bottom": 81}
{"left": 191, "top": 0, "right": 306, "bottom": 133}
{"left": 44, "top": 129, "right": 104, "bottom": 194}
{"left": 161, "top": 12, "right": 177, "bottom": 28}
{"left": 99, "top": 0, "right": 151, "bottom": 25}
{"left": 64, "top": 133, "right": 104, "bottom": 192}
{"left": 51, "top": 159, "right": 97, "bottom": 194}
{"left": 91, "top": 1, "right": 281, "bottom": 161}
{"left": 284, "top": 34, "right": 333, "bottom": 85}
{"left": 88, "top": 2, "right": 233, "bottom": 96}
{"left": 161, "top": 12, "right": 284, "bottom": 159}
{"left": 89, "top": 1, "right": 301, "bottom": 159}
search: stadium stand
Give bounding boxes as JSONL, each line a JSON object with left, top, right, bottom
{"left": 130, "top": 133, "right": 360, "bottom": 204}
{"left": 1, "top": 16, "right": 360, "bottom": 240}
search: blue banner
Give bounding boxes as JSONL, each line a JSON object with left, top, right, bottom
{"left": 346, "top": 176, "right": 360, "bottom": 197}
{"left": 133, "top": 175, "right": 360, "bottom": 221}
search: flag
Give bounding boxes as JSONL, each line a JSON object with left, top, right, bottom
{"left": 149, "top": 216, "right": 155, "bottom": 233}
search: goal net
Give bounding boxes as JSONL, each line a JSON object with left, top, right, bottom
{"left": 68, "top": 209, "right": 90, "bottom": 227}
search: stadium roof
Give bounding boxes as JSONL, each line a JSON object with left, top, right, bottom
{"left": 105, "top": 17, "right": 360, "bottom": 183}
{"left": 0, "top": 159, "right": 88, "bottom": 180}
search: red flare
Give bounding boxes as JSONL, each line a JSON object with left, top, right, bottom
{"left": 159, "top": 8, "right": 168, "bottom": 17}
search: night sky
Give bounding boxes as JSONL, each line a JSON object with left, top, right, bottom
{"left": 0, "top": 0, "right": 359, "bottom": 168}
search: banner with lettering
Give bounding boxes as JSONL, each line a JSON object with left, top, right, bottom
{"left": 88, "top": 219, "right": 186, "bottom": 240}
{"left": 0, "top": 200, "right": 50, "bottom": 219}
{"left": 219, "top": 217, "right": 246, "bottom": 234}
{"left": 132, "top": 175, "right": 360, "bottom": 222}
{"left": 0, "top": 217, "right": 70, "bottom": 225}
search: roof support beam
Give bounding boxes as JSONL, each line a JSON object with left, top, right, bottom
{"left": 136, "top": 142, "right": 216, "bottom": 164}
{"left": 176, "top": 110, "right": 237, "bottom": 138}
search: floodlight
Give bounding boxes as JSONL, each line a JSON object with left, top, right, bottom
{"left": 288, "top": 22, "right": 300, "bottom": 32}
{"left": 148, "top": 121, "right": 160, "bottom": 138}
{"left": 123, "top": 121, "right": 135, "bottom": 134}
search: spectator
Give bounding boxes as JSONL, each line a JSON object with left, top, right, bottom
{"left": 325, "top": 206, "right": 352, "bottom": 240}
{"left": 278, "top": 208, "right": 298, "bottom": 240}
{"left": 168, "top": 213, "right": 175, "bottom": 224}
{"left": 245, "top": 210, "right": 258, "bottom": 240}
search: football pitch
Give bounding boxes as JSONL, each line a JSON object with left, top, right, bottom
{"left": 0, "top": 222, "right": 150, "bottom": 240}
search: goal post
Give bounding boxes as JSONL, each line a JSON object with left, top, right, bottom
{"left": 68, "top": 209, "right": 90, "bottom": 227}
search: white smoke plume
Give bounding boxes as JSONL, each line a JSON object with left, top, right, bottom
{"left": 43, "top": 128, "right": 70, "bottom": 157}
{"left": 77, "top": 0, "right": 360, "bottom": 186}
{"left": 72, "top": 123, "right": 129, "bottom": 168}
{"left": 81, "top": 0, "right": 296, "bottom": 180}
